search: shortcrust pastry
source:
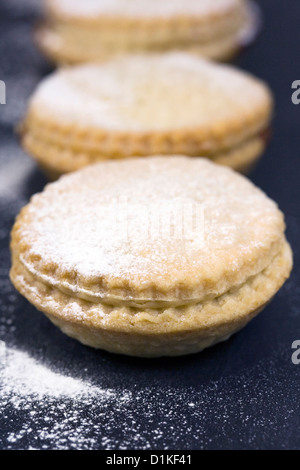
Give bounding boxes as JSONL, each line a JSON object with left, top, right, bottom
{"left": 37, "top": 0, "right": 260, "bottom": 64}
{"left": 21, "top": 53, "right": 273, "bottom": 179}
{"left": 10, "top": 157, "right": 292, "bottom": 357}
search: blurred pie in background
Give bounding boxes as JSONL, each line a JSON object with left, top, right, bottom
{"left": 36, "top": 0, "right": 261, "bottom": 64}
{"left": 20, "top": 53, "right": 272, "bottom": 179}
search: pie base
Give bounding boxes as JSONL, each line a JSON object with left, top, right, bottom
{"left": 10, "top": 241, "right": 292, "bottom": 357}
{"left": 22, "top": 130, "right": 266, "bottom": 180}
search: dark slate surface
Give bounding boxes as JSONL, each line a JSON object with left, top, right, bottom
{"left": 0, "top": 0, "right": 299, "bottom": 450}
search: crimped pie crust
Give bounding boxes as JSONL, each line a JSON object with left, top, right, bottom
{"left": 11, "top": 242, "right": 292, "bottom": 357}
{"left": 10, "top": 157, "right": 292, "bottom": 356}
{"left": 22, "top": 130, "right": 265, "bottom": 180}
{"left": 21, "top": 53, "right": 273, "bottom": 177}
{"left": 38, "top": 0, "right": 259, "bottom": 64}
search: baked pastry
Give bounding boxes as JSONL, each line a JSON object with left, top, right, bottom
{"left": 10, "top": 156, "right": 292, "bottom": 357}
{"left": 21, "top": 53, "right": 273, "bottom": 179}
{"left": 37, "top": 0, "right": 261, "bottom": 64}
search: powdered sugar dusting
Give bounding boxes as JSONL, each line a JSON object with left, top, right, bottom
{"left": 15, "top": 157, "right": 284, "bottom": 303}
{"left": 1, "top": 339, "right": 299, "bottom": 450}
{"left": 0, "top": 342, "right": 101, "bottom": 399}
{"left": 0, "top": 340, "right": 133, "bottom": 449}
{"left": 47, "top": 0, "right": 240, "bottom": 19}
{"left": 31, "top": 53, "right": 271, "bottom": 131}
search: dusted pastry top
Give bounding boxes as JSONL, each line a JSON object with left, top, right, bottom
{"left": 45, "top": 0, "right": 245, "bottom": 20}
{"left": 38, "top": 0, "right": 259, "bottom": 66}
{"left": 26, "top": 53, "right": 272, "bottom": 148}
{"left": 12, "top": 156, "right": 285, "bottom": 306}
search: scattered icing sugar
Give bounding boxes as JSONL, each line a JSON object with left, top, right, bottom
{"left": 1, "top": 338, "right": 299, "bottom": 450}
{"left": 0, "top": 151, "right": 36, "bottom": 199}
{"left": 0, "top": 340, "right": 133, "bottom": 450}
{"left": 0, "top": 342, "right": 101, "bottom": 399}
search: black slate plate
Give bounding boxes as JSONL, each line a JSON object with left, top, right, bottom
{"left": 0, "top": 0, "right": 300, "bottom": 450}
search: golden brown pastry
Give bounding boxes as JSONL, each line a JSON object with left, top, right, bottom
{"left": 37, "top": 0, "right": 261, "bottom": 64}
{"left": 10, "top": 156, "right": 292, "bottom": 357}
{"left": 21, "top": 53, "right": 273, "bottom": 179}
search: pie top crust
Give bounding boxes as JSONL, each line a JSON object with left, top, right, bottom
{"left": 45, "top": 0, "right": 245, "bottom": 22}
{"left": 11, "top": 156, "right": 286, "bottom": 307}
{"left": 25, "top": 53, "right": 272, "bottom": 154}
